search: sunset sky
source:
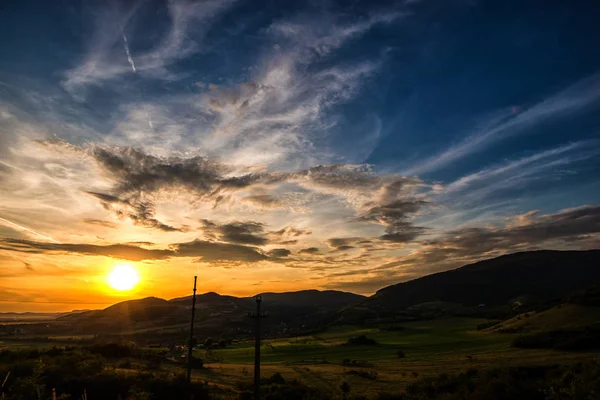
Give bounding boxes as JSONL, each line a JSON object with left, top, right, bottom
{"left": 1, "top": 0, "right": 599, "bottom": 312}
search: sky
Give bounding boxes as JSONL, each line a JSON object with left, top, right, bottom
{"left": 1, "top": 0, "right": 599, "bottom": 312}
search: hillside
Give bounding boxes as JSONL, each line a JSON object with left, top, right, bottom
{"left": 56, "top": 289, "right": 365, "bottom": 338}
{"left": 488, "top": 304, "right": 600, "bottom": 334}
{"left": 259, "top": 289, "right": 364, "bottom": 306}
{"left": 341, "top": 250, "right": 600, "bottom": 322}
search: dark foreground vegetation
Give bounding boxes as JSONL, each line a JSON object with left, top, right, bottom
{"left": 377, "top": 362, "right": 600, "bottom": 400}
{"left": 0, "top": 346, "right": 211, "bottom": 400}
{"left": 512, "top": 324, "right": 600, "bottom": 351}
{"left": 2, "top": 344, "right": 600, "bottom": 399}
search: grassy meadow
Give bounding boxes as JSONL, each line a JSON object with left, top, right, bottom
{"left": 189, "top": 318, "right": 600, "bottom": 398}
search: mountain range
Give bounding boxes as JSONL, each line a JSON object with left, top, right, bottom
{"left": 5, "top": 250, "right": 600, "bottom": 340}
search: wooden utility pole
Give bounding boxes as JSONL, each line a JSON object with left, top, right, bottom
{"left": 248, "top": 295, "right": 268, "bottom": 400}
{"left": 186, "top": 276, "right": 198, "bottom": 383}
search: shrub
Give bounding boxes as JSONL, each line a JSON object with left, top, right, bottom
{"left": 268, "top": 372, "right": 286, "bottom": 385}
{"left": 346, "top": 370, "right": 377, "bottom": 380}
{"left": 396, "top": 350, "right": 406, "bottom": 359}
{"left": 344, "top": 335, "right": 378, "bottom": 346}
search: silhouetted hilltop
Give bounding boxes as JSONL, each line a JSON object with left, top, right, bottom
{"left": 368, "top": 250, "right": 600, "bottom": 312}
{"left": 57, "top": 289, "right": 366, "bottom": 336}
{"left": 259, "top": 290, "right": 365, "bottom": 306}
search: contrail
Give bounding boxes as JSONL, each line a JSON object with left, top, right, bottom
{"left": 146, "top": 111, "right": 154, "bottom": 131}
{"left": 122, "top": 33, "right": 136, "bottom": 73}
{"left": 0, "top": 216, "right": 58, "bottom": 243}
{"left": 121, "top": 30, "right": 154, "bottom": 131}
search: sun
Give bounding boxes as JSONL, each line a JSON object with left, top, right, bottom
{"left": 107, "top": 264, "right": 140, "bottom": 291}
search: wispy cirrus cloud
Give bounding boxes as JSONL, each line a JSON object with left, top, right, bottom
{"left": 403, "top": 73, "right": 600, "bottom": 176}
{"left": 63, "top": 0, "right": 237, "bottom": 93}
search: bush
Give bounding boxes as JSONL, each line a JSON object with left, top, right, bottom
{"left": 346, "top": 370, "right": 377, "bottom": 380}
{"left": 268, "top": 372, "right": 286, "bottom": 385}
{"left": 375, "top": 362, "right": 600, "bottom": 400}
{"left": 512, "top": 325, "right": 600, "bottom": 351}
{"left": 344, "top": 335, "right": 378, "bottom": 346}
{"left": 396, "top": 350, "right": 406, "bottom": 359}
{"left": 89, "top": 342, "right": 133, "bottom": 359}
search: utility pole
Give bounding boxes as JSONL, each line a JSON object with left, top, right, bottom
{"left": 186, "top": 276, "right": 198, "bottom": 384}
{"left": 248, "top": 295, "right": 268, "bottom": 400}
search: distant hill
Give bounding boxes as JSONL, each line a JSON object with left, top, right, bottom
{"left": 259, "top": 290, "right": 364, "bottom": 306}
{"left": 57, "top": 289, "right": 366, "bottom": 338}
{"left": 0, "top": 309, "right": 90, "bottom": 321}
{"left": 340, "top": 250, "right": 600, "bottom": 322}
{"left": 0, "top": 312, "right": 61, "bottom": 321}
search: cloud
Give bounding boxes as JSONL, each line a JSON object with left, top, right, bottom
{"left": 88, "top": 146, "right": 428, "bottom": 237}
{"left": 0, "top": 237, "right": 284, "bottom": 264}
{"left": 268, "top": 11, "right": 402, "bottom": 58}
{"left": 243, "top": 193, "right": 282, "bottom": 208}
{"left": 0, "top": 239, "right": 174, "bottom": 261}
{"left": 403, "top": 73, "right": 600, "bottom": 176}
{"left": 327, "top": 237, "right": 361, "bottom": 248}
{"left": 63, "top": 0, "right": 237, "bottom": 92}
{"left": 83, "top": 219, "right": 117, "bottom": 228}
{"left": 299, "top": 247, "right": 320, "bottom": 254}
{"left": 0, "top": 216, "right": 58, "bottom": 243}
{"left": 422, "top": 204, "right": 600, "bottom": 256}
{"left": 356, "top": 178, "right": 430, "bottom": 242}
{"left": 86, "top": 190, "right": 182, "bottom": 232}
{"left": 439, "top": 140, "right": 600, "bottom": 209}
{"left": 267, "top": 248, "right": 292, "bottom": 258}
{"left": 173, "top": 239, "right": 268, "bottom": 262}
{"left": 200, "top": 219, "right": 268, "bottom": 245}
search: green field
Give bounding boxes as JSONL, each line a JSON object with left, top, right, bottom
{"left": 188, "top": 318, "right": 600, "bottom": 398}
{"left": 3, "top": 317, "right": 599, "bottom": 399}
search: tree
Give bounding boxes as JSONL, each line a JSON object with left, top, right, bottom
{"left": 340, "top": 381, "right": 350, "bottom": 399}
{"left": 218, "top": 339, "right": 227, "bottom": 348}
{"left": 203, "top": 338, "right": 214, "bottom": 349}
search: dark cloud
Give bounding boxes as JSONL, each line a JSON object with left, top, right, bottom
{"left": 199, "top": 219, "right": 311, "bottom": 247}
{"left": 268, "top": 226, "right": 312, "bottom": 242}
{"left": 91, "top": 147, "right": 285, "bottom": 201}
{"left": 244, "top": 194, "right": 281, "bottom": 207}
{"left": 0, "top": 239, "right": 174, "bottom": 261}
{"left": 23, "top": 261, "right": 34, "bottom": 271}
{"left": 83, "top": 218, "right": 117, "bottom": 228}
{"left": 299, "top": 247, "right": 320, "bottom": 254}
{"left": 267, "top": 248, "right": 292, "bottom": 257}
{"left": 359, "top": 199, "right": 429, "bottom": 243}
{"left": 86, "top": 191, "right": 182, "bottom": 232}
{"left": 0, "top": 237, "right": 279, "bottom": 264}
{"left": 326, "top": 237, "right": 364, "bottom": 248}
{"left": 128, "top": 202, "right": 181, "bottom": 232}
{"left": 200, "top": 219, "right": 268, "bottom": 245}
{"left": 88, "top": 147, "right": 430, "bottom": 238}
{"left": 173, "top": 240, "right": 269, "bottom": 262}
{"left": 421, "top": 204, "right": 600, "bottom": 258}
